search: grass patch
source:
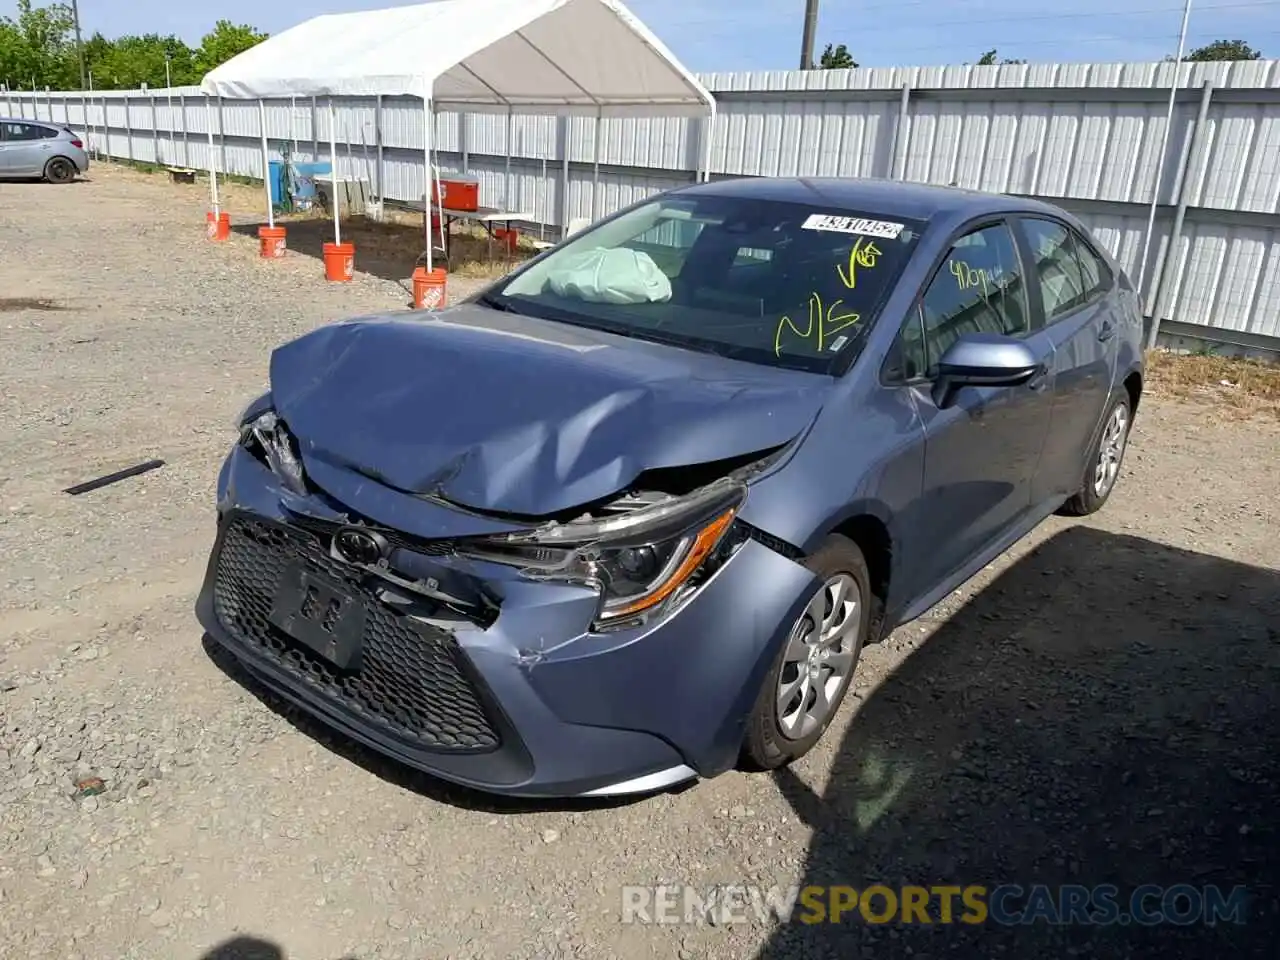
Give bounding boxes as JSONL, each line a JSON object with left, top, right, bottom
{"left": 1146, "top": 349, "right": 1280, "bottom": 419}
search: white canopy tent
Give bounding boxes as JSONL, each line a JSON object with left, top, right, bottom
{"left": 200, "top": 0, "right": 717, "bottom": 273}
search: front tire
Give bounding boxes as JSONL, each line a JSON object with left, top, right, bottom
{"left": 741, "top": 535, "right": 870, "bottom": 771}
{"left": 1059, "top": 394, "right": 1132, "bottom": 517}
{"left": 45, "top": 157, "right": 77, "bottom": 184}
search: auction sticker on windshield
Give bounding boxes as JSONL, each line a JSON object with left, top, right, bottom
{"left": 801, "top": 214, "right": 905, "bottom": 239}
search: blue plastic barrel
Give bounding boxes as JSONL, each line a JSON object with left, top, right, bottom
{"left": 292, "top": 161, "right": 332, "bottom": 202}
{"left": 268, "top": 160, "right": 285, "bottom": 206}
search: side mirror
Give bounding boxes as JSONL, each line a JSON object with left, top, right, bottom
{"left": 932, "top": 333, "right": 1043, "bottom": 408}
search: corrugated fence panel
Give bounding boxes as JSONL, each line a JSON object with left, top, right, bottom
{"left": 1159, "top": 223, "right": 1280, "bottom": 339}
{"left": 4, "top": 57, "right": 1280, "bottom": 349}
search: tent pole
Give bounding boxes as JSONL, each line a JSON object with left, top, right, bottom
{"left": 560, "top": 117, "right": 570, "bottom": 239}
{"left": 206, "top": 98, "right": 219, "bottom": 216}
{"left": 259, "top": 100, "right": 274, "bottom": 229}
{"left": 592, "top": 107, "right": 601, "bottom": 220}
{"left": 423, "top": 97, "right": 434, "bottom": 273}
{"left": 505, "top": 105, "right": 513, "bottom": 209}
{"left": 329, "top": 99, "right": 340, "bottom": 245}
{"left": 376, "top": 94, "right": 384, "bottom": 201}
{"left": 701, "top": 100, "right": 716, "bottom": 183}
{"left": 434, "top": 106, "right": 446, "bottom": 261}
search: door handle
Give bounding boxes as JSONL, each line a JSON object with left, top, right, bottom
{"left": 1097, "top": 320, "right": 1115, "bottom": 342}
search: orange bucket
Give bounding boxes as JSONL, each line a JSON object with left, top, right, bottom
{"left": 412, "top": 266, "right": 448, "bottom": 310}
{"left": 206, "top": 211, "right": 230, "bottom": 242}
{"left": 494, "top": 227, "right": 520, "bottom": 252}
{"left": 323, "top": 241, "right": 355, "bottom": 282}
{"left": 258, "top": 225, "right": 287, "bottom": 259}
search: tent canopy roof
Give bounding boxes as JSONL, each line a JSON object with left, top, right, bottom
{"left": 199, "top": 0, "right": 714, "bottom": 116}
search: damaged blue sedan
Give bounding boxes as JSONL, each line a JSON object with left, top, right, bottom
{"left": 196, "top": 177, "right": 1144, "bottom": 797}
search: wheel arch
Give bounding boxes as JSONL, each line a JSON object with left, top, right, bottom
{"left": 1123, "top": 367, "right": 1143, "bottom": 416}
{"left": 802, "top": 501, "right": 896, "bottom": 640}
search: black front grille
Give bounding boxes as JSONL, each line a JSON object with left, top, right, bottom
{"left": 285, "top": 511, "right": 455, "bottom": 557}
{"left": 211, "top": 515, "right": 500, "bottom": 753}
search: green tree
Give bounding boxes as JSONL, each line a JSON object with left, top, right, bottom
{"left": 0, "top": 0, "right": 76, "bottom": 88}
{"left": 194, "top": 19, "right": 268, "bottom": 76}
{"left": 0, "top": 4, "right": 266, "bottom": 90}
{"left": 976, "top": 48, "right": 1026, "bottom": 65}
{"left": 1183, "top": 39, "right": 1262, "bottom": 61}
{"left": 87, "top": 33, "right": 197, "bottom": 88}
{"left": 818, "top": 42, "right": 857, "bottom": 69}
{"left": 0, "top": 20, "right": 29, "bottom": 86}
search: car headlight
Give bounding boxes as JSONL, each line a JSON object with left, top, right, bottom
{"left": 239, "top": 407, "right": 307, "bottom": 496}
{"left": 234, "top": 391, "right": 274, "bottom": 429}
{"left": 459, "top": 479, "right": 746, "bottom": 630}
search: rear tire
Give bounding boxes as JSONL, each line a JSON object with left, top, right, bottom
{"left": 44, "top": 157, "right": 77, "bottom": 184}
{"left": 740, "top": 535, "right": 870, "bottom": 771}
{"left": 1059, "top": 394, "right": 1132, "bottom": 517}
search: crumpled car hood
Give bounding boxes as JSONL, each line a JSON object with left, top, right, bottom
{"left": 268, "top": 305, "right": 831, "bottom": 518}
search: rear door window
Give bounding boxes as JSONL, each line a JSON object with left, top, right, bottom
{"left": 1020, "top": 218, "right": 1088, "bottom": 321}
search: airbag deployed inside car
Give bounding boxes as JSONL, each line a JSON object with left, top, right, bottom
{"left": 545, "top": 247, "right": 673, "bottom": 304}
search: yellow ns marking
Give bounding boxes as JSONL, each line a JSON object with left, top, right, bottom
{"left": 775, "top": 294, "right": 861, "bottom": 356}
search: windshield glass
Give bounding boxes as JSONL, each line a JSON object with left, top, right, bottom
{"left": 487, "top": 193, "right": 925, "bottom": 374}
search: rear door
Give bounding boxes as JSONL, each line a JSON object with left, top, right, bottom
{"left": 1015, "top": 217, "right": 1120, "bottom": 507}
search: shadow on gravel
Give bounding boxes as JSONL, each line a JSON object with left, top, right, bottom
{"left": 759, "top": 526, "right": 1279, "bottom": 959}
{"left": 232, "top": 217, "right": 419, "bottom": 293}
{"left": 201, "top": 633, "right": 654, "bottom": 816}
{"left": 197, "top": 934, "right": 358, "bottom": 959}
{"left": 0, "top": 176, "right": 89, "bottom": 185}
{"left": 197, "top": 936, "right": 283, "bottom": 959}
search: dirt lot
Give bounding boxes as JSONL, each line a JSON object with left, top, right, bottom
{"left": 1, "top": 164, "right": 1277, "bottom": 960}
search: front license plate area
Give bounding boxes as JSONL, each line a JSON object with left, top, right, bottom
{"left": 269, "top": 565, "right": 367, "bottom": 670}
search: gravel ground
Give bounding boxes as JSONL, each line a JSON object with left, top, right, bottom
{"left": 1, "top": 165, "right": 1277, "bottom": 960}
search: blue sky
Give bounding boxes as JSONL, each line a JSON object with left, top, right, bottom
{"left": 5, "top": 0, "right": 1279, "bottom": 71}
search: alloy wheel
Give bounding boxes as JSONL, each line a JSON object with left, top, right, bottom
{"left": 1093, "top": 402, "right": 1130, "bottom": 497}
{"left": 776, "top": 572, "right": 862, "bottom": 741}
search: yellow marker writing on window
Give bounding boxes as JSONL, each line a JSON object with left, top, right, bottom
{"left": 836, "top": 237, "right": 883, "bottom": 289}
{"left": 950, "top": 259, "right": 991, "bottom": 297}
{"left": 775, "top": 293, "right": 862, "bottom": 357}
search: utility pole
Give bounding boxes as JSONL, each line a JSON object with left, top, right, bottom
{"left": 800, "top": 0, "right": 820, "bottom": 69}
{"left": 70, "top": 0, "right": 87, "bottom": 89}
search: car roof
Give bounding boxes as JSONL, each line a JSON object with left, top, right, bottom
{"left": 672, "top": 176, "right": 1066, "bottom": 227}
{"left": 0, "top": 117, "right": 60, "bottom": 127}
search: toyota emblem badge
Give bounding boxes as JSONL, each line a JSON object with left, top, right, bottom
{"left": 333, "top": 528, "right": 389, "bottom": 566}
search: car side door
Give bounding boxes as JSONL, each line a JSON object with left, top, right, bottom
{"left": 1014, "top": 217, "right": 1121, "bottom": 508}
{"left": 0, "top": 122, "right": 50, "bottom": 176}
{"left": 882, "top": 218, "right": 1057, "bottom": 603}
{"left": 0, "top": 122, "right": 13, "bottom": 172}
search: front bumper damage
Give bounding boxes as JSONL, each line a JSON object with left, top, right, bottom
{"left": 196, "top": 444, "right": 818, "bottom": 798}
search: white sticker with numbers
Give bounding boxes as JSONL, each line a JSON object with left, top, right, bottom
{"left": 801, "top": 214, "right": 905, "bottom": 239}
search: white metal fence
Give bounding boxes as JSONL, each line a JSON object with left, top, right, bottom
{"left": 4, "top": 57, "right": 1280, "bottom": 352}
